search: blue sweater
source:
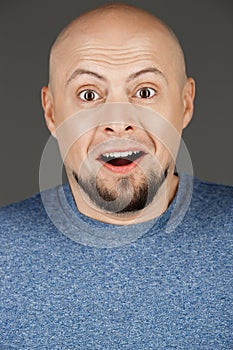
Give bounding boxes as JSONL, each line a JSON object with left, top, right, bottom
{"left": 1, "top": 174, "right": 232, "bottom": 349}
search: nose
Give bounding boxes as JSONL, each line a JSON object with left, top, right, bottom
{"left": 103, "top": 122, "right": 134, "bottom": 135}
{"left": 95, "top": 103, "right": 139, "bottom": 136}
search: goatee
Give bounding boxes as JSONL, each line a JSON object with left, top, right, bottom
{"left": 73, "top": 168, "right": 168, "bottom": 214}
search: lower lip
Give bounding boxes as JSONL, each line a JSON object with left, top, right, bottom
{"left": 99, "top": 155, "right": 145, "bottom": 174}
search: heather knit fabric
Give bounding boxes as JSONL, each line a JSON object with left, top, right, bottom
{"left": 0, "top": 174, "right": 232, "bottom": 349}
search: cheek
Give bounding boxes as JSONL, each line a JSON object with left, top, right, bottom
{"left": 53, "top": 91, "right": 81, "bottom": 125}
{"left": 155, "top": 89, "right": 184, "bottom": 132}
{"left": 63, "top": 141, "right": 86, "bottom": 174}
{"left": 72, "top": 134, "right": 90, "bottom": 156}
{"left": 148, "top": 111, "right": 183, "bottom": 164}
{"left": 64, "top": 131, "right": 95, "bottom": 170}
{"left": 169, "top": 93, "right": 185, "bottom": 130}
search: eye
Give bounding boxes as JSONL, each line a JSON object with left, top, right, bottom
{"left": 78, "top": 89, "right": 100, "bottom": 102}
{"left": 135, "top": 87, "right": 157, "bottom": 99}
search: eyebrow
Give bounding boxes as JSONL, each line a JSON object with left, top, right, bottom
{"left": 66, "top": 69, "right": 106, "bottom": 87}
{"left": 66, "top": 66, "right": 167, "bottom": 87}
{"left": 126, "top": 67, "right": 167, "bottom": 83}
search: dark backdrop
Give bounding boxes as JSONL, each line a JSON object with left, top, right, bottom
{"left": 1, "top": 0, "right": 232, "bottom": 206}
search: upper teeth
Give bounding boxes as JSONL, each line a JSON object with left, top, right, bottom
{"left": 102, "top": 150, "right": 140, "bottom": 158}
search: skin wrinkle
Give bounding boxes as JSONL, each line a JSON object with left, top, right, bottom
{"left": 55, "top": 52, "right": 174, "bottom": 73}
{"left": 51, "top": 52, "right": 183, "bottom": 92}
{"left": 66, "top": 67, "right": 167, "bottom": 89}
{"left": 49, "top": 5, "right": 186, "bottom": 91}
{"left": 71, "top": 55, "right": 164, "bottom": 63}
{"left": 42, "top": 3, "right": 195, "bottom": 225}
{"left": 59, "top": 55, "right": 171, "bottom": 112}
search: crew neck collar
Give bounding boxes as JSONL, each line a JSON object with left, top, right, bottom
{"left": 42, "top": 173, "right": 193, "bottom": 248}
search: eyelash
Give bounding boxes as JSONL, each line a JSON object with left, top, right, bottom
{"left": 78, "top": 89, "right": 101, "bottom": 102}
{"left": 77, "top": 86, "right": 158, "bottom": 102}
{"left": 134, "top": 87, "right": 157, "bottom": 99}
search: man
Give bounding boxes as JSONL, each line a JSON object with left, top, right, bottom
{"left": 1, "top": 3, "right": 232, "bottom": 349}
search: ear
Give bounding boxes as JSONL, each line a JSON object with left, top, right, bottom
{"left": 41, "top": 86, "right": 56, "bottom": 137}
{"left": 182, "top": 77, "right": 195, "bottom": 129}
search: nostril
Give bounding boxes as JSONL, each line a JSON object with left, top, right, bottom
{"left": 103, "top": 124, "right": 134, "bottom": 133}
{"left": 104, "top": 127, "right": 114, "bottom": 132}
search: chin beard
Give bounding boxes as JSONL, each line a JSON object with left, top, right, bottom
{"left": 72, "top": 167, "right": 168, "bottom": 215}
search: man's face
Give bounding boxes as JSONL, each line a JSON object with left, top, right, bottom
{"left": 42, "top": 11, "right": 194, "bottom": 219}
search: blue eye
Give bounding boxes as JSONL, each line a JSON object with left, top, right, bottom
{"left": 135, "top": 87, "right": 156, "bottom": 99}
{"left": 78, "top": 89, "right": 100, "bottom": 101}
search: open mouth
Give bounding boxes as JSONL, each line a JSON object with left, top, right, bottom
{"left": 98, "top": 150, "right": 145, "bottom": 171}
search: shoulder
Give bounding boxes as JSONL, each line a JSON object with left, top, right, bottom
{"left": 1, "top": 192, "right": 44, "bottom": 221}
{"left": 193, "top": 177, "right": 233, "bottom": 203}
{"left": 190, "top": 177, "right": 233, "bottom": 224}
{"left": 194, "top": 177, "right": 233, "bottom": 194}
{"left": 0, "top": 187, "right": 58, "bottom": 234}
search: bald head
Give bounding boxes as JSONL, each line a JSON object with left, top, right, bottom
{"left": 52, "top": 3, "right": 182, "bottom": 50}
{"left": 49, "top": 3, "right": 187, "bottom": 91}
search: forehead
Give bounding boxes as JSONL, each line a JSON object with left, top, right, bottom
{"left": 50, "top": 14, "right": 180, "bottom": 86}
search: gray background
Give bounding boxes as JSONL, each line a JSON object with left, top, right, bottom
{"left": 0, "top": 0, "right": 232, "bottom": 207}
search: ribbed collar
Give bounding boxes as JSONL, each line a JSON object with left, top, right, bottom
{"left": 43, "top": 173, "right": 193, "bottom": 248}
